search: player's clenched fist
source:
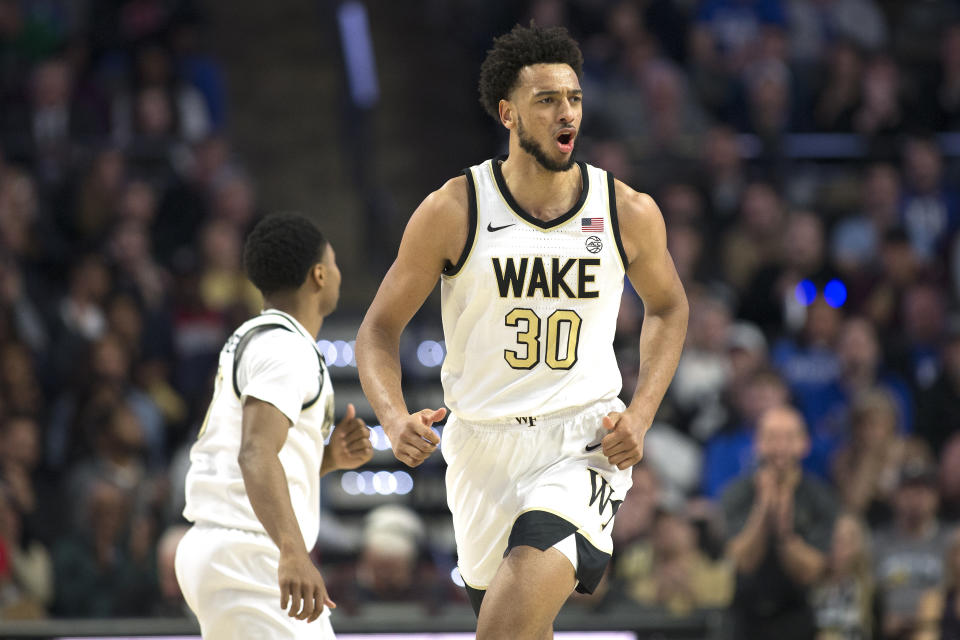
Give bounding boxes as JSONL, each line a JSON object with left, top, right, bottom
{"left": 325, "top": 403, "right": 373, "bottom": 471}
{"left": 600, "top": 410, "right": 649, "bottom": 470}
{"left": 383, "top": 407, "right": 446, "bottom": 467}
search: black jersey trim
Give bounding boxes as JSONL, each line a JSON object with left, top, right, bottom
{"left": 465, "top": 585, "right": 485, "bottom": 617}
{"left": 607, "top": 172, "right": 629, "bottom": 270}
{"left": 504, "top": 509, "right": 612, "bottom": 595}
{"left": 491, "top": 155, "right": 589, "bottom": 230}
{"left": 232, "top": 321, "right": 324, "bottom": 411}
{"left": 443, "top": 169, "right": 478, "bottom": 277}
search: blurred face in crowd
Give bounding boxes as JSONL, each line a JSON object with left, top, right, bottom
{"left": 92, "top": 333, "right": 131, "bottom": 382}
{"left": 783, "top": 212, "right": 823, "bottom": 272}
{"left": 894, "top": 480, "right": 938, "bottom": 530}
{"left": 755, "top": 406, "right": 809, "bottom": 474}
{"left": 136, "top": 87, "right": 173, "bottom": 137}
{"left": 0, "top": 415, "right": 40, "bottom": 469}
{"left": 103, "top": 404, "right": 145, "bottom": 459}
{"left": 201, "top": 219, "right": 242, "bottom": 271}
{"left": 688, "top": 293, "right": 731, "bottom": 352}
{"left": 70, "top": 255, "right": 111, "bottom": 303}
{"left": 863, "top": 164, "right": 900, "bottom": 224}
{"left": 653, "top": 511, "right": 696, "bottom": 559}
{"left": 667, "top": 224, "right": 703, "bottom": 285}
{"left": 851, "top": 397, "right": 896, "bottom": 449}
{"left": 107, "top": 294, "right": 144, "bottom": 351}
{"left": 740, "top": 183, "right": 783, "bottom": 238}
{"left": 119, "top": 180, "right": 157, "bottom": 224}
{"left": 804, "top": 298, "right": 842, "bottom": 347}
{"left": 212, "top": 175, "right": 255, "bottom": 226}
{"left": 904, "top": 139, "right": 943, "bottom": 193}
{"left": 837, "top": 318, "right": 880, "bottom": 377}
{"left": 830, "top": 514, "right": 867, "bottom": 575}
{"left": 939, "top": 435, "right": 960, "bottom": 503}
{"left": 946, "top": 336, "right": 960, "bottom": 379}
{"left": 949, "top": 530, "right": 960, "bottom": 588}
{"left": 737, "top": 372, "right": 789, "bottom": 424}
{"left": 32, "top": 58, "right": 70, "bottom": 108}
{"left": 902, "top": 284, "right": 945, "bottom": 344}
{"left": 705, "top": 126, "right": 741, "bottom": 175}
{"left": 880, "top": 235, "right": 918, "bottom": 285}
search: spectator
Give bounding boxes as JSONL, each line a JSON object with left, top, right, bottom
{"left": 722, "top": 181, "right": 786, "bottom": 293}
{"left": 51, "top": 480, "right": 156, "bottom": 617}
{"left": 940, "top": 434, "right": 960, "bottom": 524}
{"left": 807, "top": 316, "right": 913, "bottom": 477}
{"left": 830, "top": 163, "right": 901, "bottom": 282}
{"left": 0, "top": 484, "right": 53, "bottom": 619}
{"left": 723, "top": 405, "right": 837, "bottom": 640}
{"left": 701, "top": 368, "right": 790, "bottom": 498}
{"left": 612, "top": 464, "right": 662, "bottom": 556}
{"left": 694, "top": 0, "right": 788, "bottom": 73}
{"left": 933, "top": 22, "right": 960, "bottom": 130}
{"left": 810, "top": 512, "right": 874, "bottom": 640}
{"left": 831, "top": 390, "right": 919, "bottom": 526}
{"left": 152, "top": 524, "right": 190, "bottom": 617}
{"left": 812, "top": 41, "right": 864, "bottom": 132}
{"left": 618, "top": 505, "right": 733, "bottom": 615}
{"left": 899, "top": 137, "right": 959, "bottom": 264}
{"left": 873, "top": 463, "right": 952, "bottom": 640}
{"left": 913, "top": 528, "right": 960, "bottom": 640}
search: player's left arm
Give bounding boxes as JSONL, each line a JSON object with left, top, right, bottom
{"left": 601, "top": 181, "right": 689, "bottom": 470}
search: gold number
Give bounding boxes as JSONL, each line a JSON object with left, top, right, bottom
{"left": 545, "top": 310, "right": 582, "bottom": 370}
{"left": 504, "top": 308, "right": 540, "bottom": 369}
{"left": 504, "top": 308, "right": 582, "bottom": 370}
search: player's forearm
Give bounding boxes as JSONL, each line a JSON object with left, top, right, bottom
{"left": 626, "top": 296, "right": 688, "bottom": 421}
{"left": 356, "top": 322, "right": 409, "bottom": 424}
{"left": 238, "top": 448, "right": 307, "bottom": 555}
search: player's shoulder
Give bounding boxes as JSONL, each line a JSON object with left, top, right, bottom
{"left": 244, "top": 326, "right": 317, "bottom": 369}
{"left": 610, "top": 178, "right": 660, "bottom": 224}
{"left": 420, "top": 175, "right": 469, "bottom": 215}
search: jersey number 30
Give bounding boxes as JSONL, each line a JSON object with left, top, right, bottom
{"left": 504, "top": 308, "right": 582, "bottom": 370}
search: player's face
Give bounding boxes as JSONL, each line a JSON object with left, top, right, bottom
{"left": 509, "top": 63, "right": 581, "bottom": 172}
{"left": 319, "top": 243, "right": 341, "bottom": 316}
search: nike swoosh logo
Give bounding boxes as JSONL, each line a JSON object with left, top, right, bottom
{"left": 585, "top": 442, "right": 602, "bottom": 452}
{"left": 487, "top": 222, "right": 515, "bottom": 232}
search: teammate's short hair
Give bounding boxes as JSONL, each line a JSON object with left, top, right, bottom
{"left": 478, "top": 23, "right": 583, "bottom": 121}
{"left": 243, "top": 213, "right": 327, "bottom": 296}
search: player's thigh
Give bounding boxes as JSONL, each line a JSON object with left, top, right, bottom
{"left": 476, "top": 545, "right": 576, "bottom": 640}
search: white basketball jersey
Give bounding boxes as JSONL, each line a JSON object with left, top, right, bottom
{"left": 183, "top": 309, "right": 334, "bottom": 547}
{"left": 440, "top": 157, "right": 627, "bottom": 421}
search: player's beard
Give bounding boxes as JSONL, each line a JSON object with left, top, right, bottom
{"left": 517, "top": 116, "right": 576, "bottom": 173}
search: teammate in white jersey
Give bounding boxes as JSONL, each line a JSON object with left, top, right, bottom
{"left": 356, "top": 24, "right": 688, "bottom": 640}
{"left": 176, "top": 213, "right": 373, "bottom": 639}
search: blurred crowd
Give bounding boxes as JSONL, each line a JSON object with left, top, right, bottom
{"left": 0, "top": 1, "right": 959, "bottom": 639}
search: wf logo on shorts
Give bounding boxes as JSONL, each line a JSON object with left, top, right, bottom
{"left": 588, "top": 469, "right": 622, "bottom": 528}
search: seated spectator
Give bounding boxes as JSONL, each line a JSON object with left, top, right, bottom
{"left": 328, "top": 505, "right": 448, "bottom": 614}
{"left": 917, "top": 322, "right": 960, "bottom": 453}
{"left": 612, "top": 464, "right": 662, "bottom": 556}
{"left": 51, "top": 481, "right": 157, "bottom": 617}
{"left": 723, "top": 405, "right": 837, "bottom": 640}
{"left": 873, "top": 463, "right": 952, "bottom": 640}
{"left": 899, "top": 137, "right": 959, "bottom": 265}
{"left": 701, "top": 369, "right": 790, "bottom": 499}
{"left": 831, "top": 390, "right": 914, "bottom": 526}
{"left": 0, "top": 483, "right": 53, "bottom": 619}
{"left": 618, "top": 505, "right": 732, "bottom": 615}
{"left": 811, "top": 513, "right": 874, "bottom": 640}
{"left": 913, "top": 528, "right": 960, "bottom": 640}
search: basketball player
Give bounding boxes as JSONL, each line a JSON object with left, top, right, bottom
{"left": 355, "top": 24, "right": 688, "bottom": 640}
{"left": 176, "top": 213, "right": 373, "bottom": 639}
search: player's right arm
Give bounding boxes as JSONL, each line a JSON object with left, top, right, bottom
{"left": 238, "top": 398, "right": 334, "bottom": 623}
{"left": 356, "top": 176, "right": 469, "bottom": 467}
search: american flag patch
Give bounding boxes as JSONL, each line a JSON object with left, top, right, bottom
{"left": 581, "top": 217, "right": 603, "bottom": 232}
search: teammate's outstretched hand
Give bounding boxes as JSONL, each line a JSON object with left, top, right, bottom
{"left": 326, "top": 404, "right": 372, "bottom": 471}
{"left": 600, "top": 410, "right": 648, "bottom": 470}
{"left": 278, "top": 548, "right": 336, "bottom": 623}
{"left": 383, "top": 408, "right": 445, "bottom": 467}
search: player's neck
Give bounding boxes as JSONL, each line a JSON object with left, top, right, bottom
{"left": 500, "top": 148, "right": 581, "bottom": 221}
{"left": 262, "top": 295, "right": 323, "bottom": 339}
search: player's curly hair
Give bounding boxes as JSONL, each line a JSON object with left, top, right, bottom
{"left": 243, "top": 213, "right": 327, "bottom": 296}
{"left": 478, "top": 23, "right": 583, "bottom": 121}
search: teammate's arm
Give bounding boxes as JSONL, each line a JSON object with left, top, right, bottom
{"left": 356, "top": 177, "right": 469, "bottom": 467}
{"left": 601, "top": 182, "right": 689, "bottom": 469}
{"left": 238, "top": 398, "right": 335, "bottom": 623}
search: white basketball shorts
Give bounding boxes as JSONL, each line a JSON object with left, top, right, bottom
{"left": 175, "top": 524, "right": 335, "bottom": 639}
{"left": 441, "top": 398, "right": 633, "bottom": 595}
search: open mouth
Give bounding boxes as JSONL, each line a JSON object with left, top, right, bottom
{"left": 556, "top": 130, "right": 576, "bottom": 153}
